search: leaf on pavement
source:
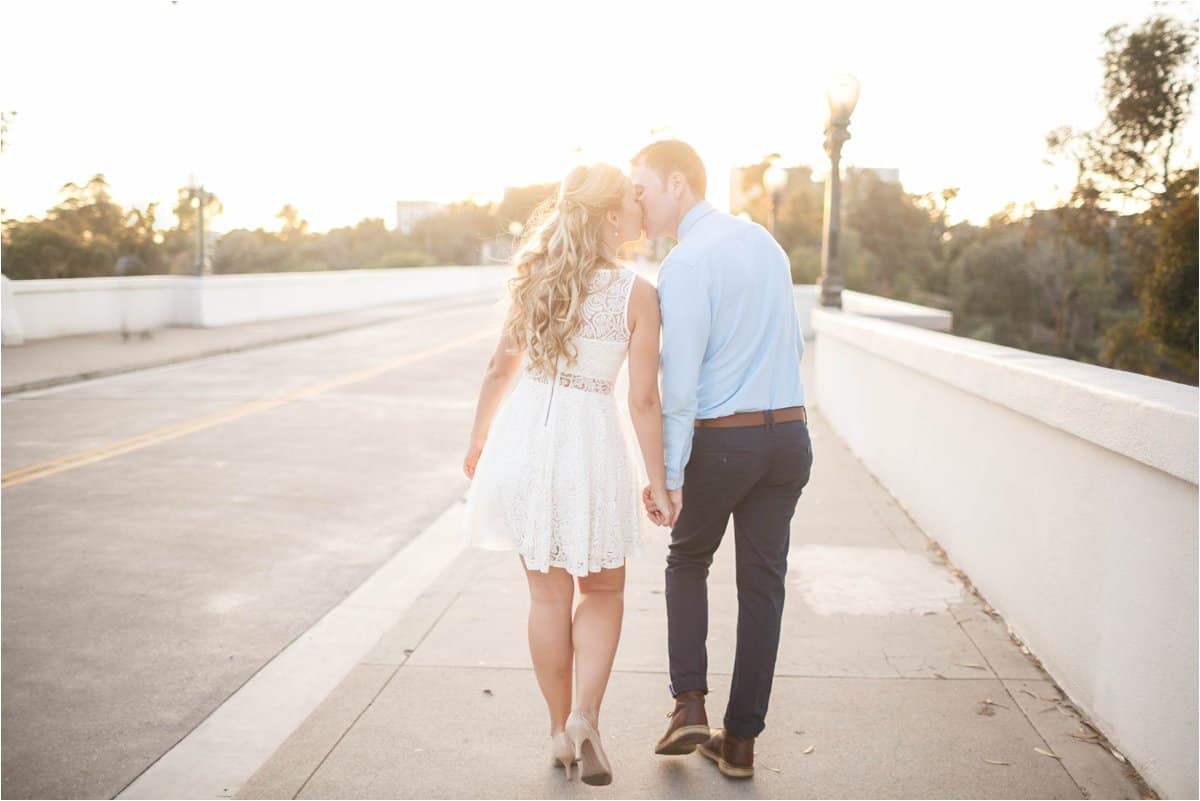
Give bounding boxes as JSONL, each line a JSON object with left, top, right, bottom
{"left": 1034, "top": 747, "right": 1063, "bottom": 760}
{"left": 983, "top": 758, "right": 1011, "bottom": 766}
{"left": 802, "top": 745, "right": 815, "bottom": 755}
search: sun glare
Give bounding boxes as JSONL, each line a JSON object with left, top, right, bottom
{"left": 0, "top": 0, "right": 1187, "bottom": 232}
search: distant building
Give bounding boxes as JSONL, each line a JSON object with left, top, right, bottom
{"left": 395, "top": 201, "right": 444, "bottom": 235}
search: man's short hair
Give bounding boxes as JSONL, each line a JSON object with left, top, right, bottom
{"left": 633, "top": 139, "right": 707, "bottom": 199}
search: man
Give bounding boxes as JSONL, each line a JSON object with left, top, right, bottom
{"left": 632, "top": 140, "right": 813, "bottom": 780}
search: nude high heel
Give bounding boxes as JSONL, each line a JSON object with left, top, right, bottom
{"left": 565, "top": 710, "right": 613, "bottom": 786}
{"left": 550, "top": 731, "right": 576, "bottom": 780}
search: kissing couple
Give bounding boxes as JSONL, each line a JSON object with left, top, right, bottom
{"left": 463, "top": 139, "right": 812, "bottom": 785}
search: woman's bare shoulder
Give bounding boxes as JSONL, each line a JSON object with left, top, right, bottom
{"left": 626, "top": 273, "right": 661, "bottom": 328}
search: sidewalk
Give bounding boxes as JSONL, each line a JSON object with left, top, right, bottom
{"left": 235, "top": 410, "right": 1151, "bottom": 800}
{"left": 0, "top": 293, "right": 496, "bottom": 395}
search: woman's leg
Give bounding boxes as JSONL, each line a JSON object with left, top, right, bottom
{"left": 572, "top": 565, "right": 626, "bottom": 726}
{"left": 522, "top": 558, "right": 575, "bottom": 735}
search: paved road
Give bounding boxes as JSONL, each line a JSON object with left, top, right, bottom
{"left": 1, "top": 298, "right": 502, "bottom": 799}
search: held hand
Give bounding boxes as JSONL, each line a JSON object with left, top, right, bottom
{"left": 667, "top": 488, "right": 683, "bottom": 527}
{"left": 641, "top": 485, "right": 664, "bottom": 526}
{"left": 641, "top": 485, "right": 655, "bottom": 514}
{"left": 651, "top": 485, "right": 674, "bottom": 528}
{"left": 641, "top": 484, "right": 674, "bottom": 528}
{"left": 463, "top": 440, "right": 484, "bottom": 479}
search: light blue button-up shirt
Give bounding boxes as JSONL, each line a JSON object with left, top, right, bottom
{"left": 658, "top": 200, "right": 806, "bottom": 490}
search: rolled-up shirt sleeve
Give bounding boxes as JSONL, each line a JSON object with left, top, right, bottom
{"left": 657, "top": 261, "right": 711, "bottom": 490}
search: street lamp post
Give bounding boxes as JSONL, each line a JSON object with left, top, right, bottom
{"left": 762, "top": 161, "right": 788, "bottom": 237}
{"left": 819, "top": 75, "right": 861, "bottom": 308}
{"left": 186, "top": 174, "right": 207, "bottom": 276}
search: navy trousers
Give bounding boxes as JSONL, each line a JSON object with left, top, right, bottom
{"left": 665, "top": 417, "right": 812, "bottom": 738}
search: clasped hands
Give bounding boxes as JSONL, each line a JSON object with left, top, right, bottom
{"left": 642, "top": 485, "right": 682, "bottom": 528}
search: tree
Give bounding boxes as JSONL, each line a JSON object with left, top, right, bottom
{"left": 1019, "top": 209, "right": 1117, "bottom": 359}
{"left": 1048, "top": 10, "right": 1198, "bottom": 383}
{"left": 1048, "top": 13, "right": 1197, "bottom": 208}
{"left": 168, "top": 186, "right": 223, "bottom": 236}
{"left": 840, "top": 170, "right": 947, "bottom": 302}
{"left": 409, "top": 200, "right": 498, "bottom": 265}
{"left": 497, "top": 183, "right": 557, "bottom": 231}
{"left": 1, "top": 175, "right": 167, "bottom": 278}
{"left": 949, "top": 223, "right": 1038, "bottom": 349}
{"left": 1139, "top": 172, "right": 1199, "bottom": 379}
{"left": 276, "top": 204, "right": 309, "bottom": 240}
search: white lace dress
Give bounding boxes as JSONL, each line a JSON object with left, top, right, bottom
{"left": 463, "top": 267, "right": 648, "bottom": 576}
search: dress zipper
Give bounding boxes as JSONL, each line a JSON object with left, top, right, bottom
{"left": 543, "top": 373, "right": 556, "bottom": 426}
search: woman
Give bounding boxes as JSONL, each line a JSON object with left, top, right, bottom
{"left": 462, "top": 162, "right": 671, "bottom": 786}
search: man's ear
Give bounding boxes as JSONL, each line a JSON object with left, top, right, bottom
{"left": 669, "top": 171, "right": 684, "bottom": 197}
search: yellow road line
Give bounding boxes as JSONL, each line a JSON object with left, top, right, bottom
{"left": 2, "top": 329, "right": 493, "bottom": 490}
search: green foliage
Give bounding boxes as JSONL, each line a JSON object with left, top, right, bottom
{"left": 1099, "top": 308, "right": 1195, "bottom": 383}
{"left": 1043, "top": 10, "right": 1198, "bottom": 382}
{"left": 409, "top": 200, "right": 500, "bottom": 265}
{"left": 2, "top": 175, "right": 173, "bottom": 278}
{"left": 1137, "top": 173, "right": 1199, "bottom": 380}
{"left": 3, "top": 180, "right": 558, "bottom": 279}
{"left": 759, "top": 160, "right": 950, "bottom": 306}
{"left": 789, "top": 246, "right": 821, "bottom": 285}
{"left": 497, "top": 183, "right": 557, "bottom": 232}
{"left": 1048, "top": 13, "right": 1197, "bottom": 205}
{"left": 952, "top": 231, "right": 1033, "bottom": 347}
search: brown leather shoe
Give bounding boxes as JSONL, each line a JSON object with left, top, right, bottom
{"left": 654, "top": 690, "right": 710, "bottom": 755}
{"left": 697, "top": 729, "right": 754, "bottom": 778}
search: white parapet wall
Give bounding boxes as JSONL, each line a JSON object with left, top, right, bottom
{"left": 812, "top": 306, "right": 1198, "bottom": 799}
{"left": 793, "top": 285, "right": 953, "bottom": 338}
{"left": 2, "top": 266, "right": 510, "bottom": 341}
{"left": 194, "top": 266, "right": 507, "bottom": 327}
{"left": 4, "top": 274, "right": 190, "bottom": 342}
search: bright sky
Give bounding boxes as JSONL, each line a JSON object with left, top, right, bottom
{"left": 2, "top": 0, "right": 1195, "bottom": 233}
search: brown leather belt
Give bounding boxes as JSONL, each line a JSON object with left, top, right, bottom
{"left": 695, "top": 405, "right": 807, "bottom": 428}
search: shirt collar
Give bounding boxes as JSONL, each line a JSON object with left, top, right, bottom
{"left": 677, "top": 200, "right": 716, "bottom": 240}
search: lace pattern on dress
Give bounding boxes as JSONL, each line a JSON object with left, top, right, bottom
{"left": 527, "top": 370, "right": 614, "bottom": 395}
{"left": 577, "top": 269, "right": 636, "bottom": 342}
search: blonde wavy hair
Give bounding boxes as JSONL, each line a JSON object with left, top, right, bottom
{"left": 504, "top": 163, "right": 629, "bottom": 377}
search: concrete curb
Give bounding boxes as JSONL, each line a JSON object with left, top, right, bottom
{"left": 117, "top": 498, "right": 470, "bottom": 799}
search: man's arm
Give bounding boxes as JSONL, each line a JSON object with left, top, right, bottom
{"left": 658, "top": 262, "right": 711, "bottom": 491}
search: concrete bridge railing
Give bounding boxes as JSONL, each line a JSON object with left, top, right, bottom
{"left": 812, "top": 303, "right": 1198, "bottom": 800}
{"left": 1, "top": 266, "right": 509, "bottom": 342}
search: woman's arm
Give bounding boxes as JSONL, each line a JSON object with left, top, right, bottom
{"left": 463, "top": 312, "right": 524, "bottom": 479}
{"left": 626, "top": 277, "right": 673, "bottom": 526}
